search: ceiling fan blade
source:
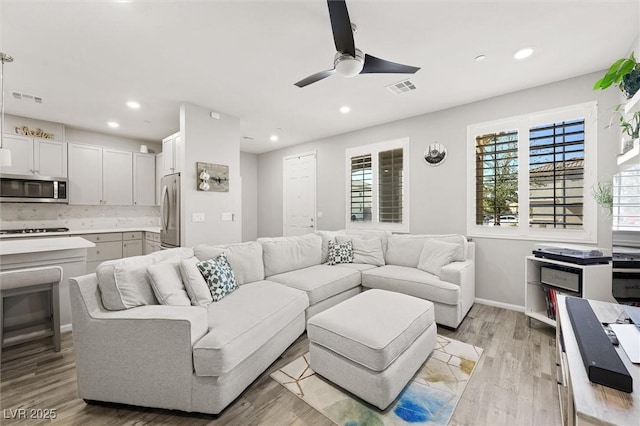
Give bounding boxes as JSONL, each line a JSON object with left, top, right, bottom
{"left": 294, "top": 69, "right": 336, "bottom": 88}
{"left": 361, "top": 54, "right": 420, "bottom": 74}
{"left": 327, "top": 0, "right": 355, "bottom": 57}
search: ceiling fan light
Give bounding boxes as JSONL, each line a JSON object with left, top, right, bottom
{"left": 334, "top": 49, "right": 364, "bottom": 78}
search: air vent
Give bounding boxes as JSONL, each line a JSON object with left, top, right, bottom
{"left": 12, "top": 92, "right": 43, "bottom": 104}
{"left": 386, "top": 79, "right": 417, "bottom": 95}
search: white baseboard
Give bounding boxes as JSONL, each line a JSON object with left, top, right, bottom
{"left": 475, "top": 297, "right": 524, "bottom": 313}
{"left": 61, "top": 324, "right": 73, "bottom": 334}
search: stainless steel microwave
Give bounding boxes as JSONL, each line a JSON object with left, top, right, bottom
{"left": 0, "top": 174, "right": 68, "bottom": 203}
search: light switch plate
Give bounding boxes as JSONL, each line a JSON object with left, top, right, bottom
{"left": 221, "top": 212, "right": 234, "bottom": 222}
{"left": 192, "top": 212, "right": 205, "bottom": 222}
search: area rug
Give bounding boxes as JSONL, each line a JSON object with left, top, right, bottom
{"left": 271, "top": 335, "right": 483, "bottom": 426}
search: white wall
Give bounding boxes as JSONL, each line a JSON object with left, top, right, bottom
{"left": 180, "top": 103, "right": 242, "bottom": 246}
{"left": 241, "top": 152, "right": 258, "bottom": 242}
{"left": 256, "top": 71, "right": 620, "bottom": 308}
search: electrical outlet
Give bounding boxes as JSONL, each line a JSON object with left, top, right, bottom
{"left": 221, "top": 212, "right": 234, "bottom": 222}
{"left": 192, "top": 212, "right": 205, "bottom": 222}
{"left": 317, "top": 211, "right": 323, "bottom": 218}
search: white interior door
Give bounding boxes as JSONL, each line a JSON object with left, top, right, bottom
{"left": 283, "top": 152, "right": 316, "bottom": 236}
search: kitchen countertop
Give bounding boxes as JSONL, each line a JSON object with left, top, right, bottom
{"left": 0, "top": 236, "right": 96, "bottom": 255}
{"left": 0, "top": 227, "right": 161, "bottom": 239}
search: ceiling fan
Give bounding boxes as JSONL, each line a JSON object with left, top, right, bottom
{"left": 295, "top": 0, "right": 420, "bottom": 88}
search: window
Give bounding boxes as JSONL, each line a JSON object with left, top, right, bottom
{"left": 346, "top": 138, "right": 409, "bottom": 232}
{"left": 613, "top": 164, "right": 640, "bottom": 232}
{"left": 467, "top": 102, "right": 597, "bottom": 242}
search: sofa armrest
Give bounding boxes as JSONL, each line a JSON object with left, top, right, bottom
{"left": 69, "top": 275, "right": 208, "bottom": 410}
{"left": 440, "top": 260, "right": 474, "bottom": 287}
{"left": 88, "top": 305, "right": 208, "bottom": 345}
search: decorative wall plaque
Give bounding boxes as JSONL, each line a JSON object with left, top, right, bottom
{"left": 196, "top": 162, "right": 229, "bottom": 192}
{"left": 424, "top": 143, "right": 447, "bottom": 166}
{"left": 15, "top": 126, "right": 54, "bottom": 139}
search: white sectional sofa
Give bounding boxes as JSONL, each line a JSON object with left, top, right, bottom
{"left": 68, "top": 230, "right": 474, "bottom": 415}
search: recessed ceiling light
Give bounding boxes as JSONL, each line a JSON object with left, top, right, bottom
{"left": 107, "top": 121, "right": 120, "bottom": 128}
{"left": 270, "top": 134, "right": 279, "bottom": 142}
{"left": 474, "top": 55, "right": 486, "bottom": 62}
{"left": 514, "top": 48, "right": 533, "bottom": 60}
{"left": 340, "top": 105, "right": 351, "bottom": 114}
{"left": 126, "top": 101, "right": 140, "bottom": 109}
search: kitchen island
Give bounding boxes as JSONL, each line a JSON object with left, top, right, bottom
{"left": 0, "top": 237, "right": 95, "bottom": 341}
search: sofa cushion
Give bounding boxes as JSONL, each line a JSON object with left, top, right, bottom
{"left": 346, "top": 229, "right": 391, "bottom": 255}
{"left": 385, "top": 236, "right": 425, "bottom": 267}
{"left": 307, "top": 289, "right": 435, "bottom": 371}
{"left": 362, "top": 265, "right": 460, "bottom": 306}
{"left": 267, "top": 264, "right": 361, "bottom": 305}
{"left": 336, "top": 235, "right": 385, "bottom": 266}
{"left": 193, "top": 241, "right": 264, "bottom": 285}
{"left": 316, "top": 230, "right": 346, "bottom": 263}
{"left": 258, "top": 234, "right": 322, "bottom": 276}
{"left": 193, "top": 281, "right": 308, "bottom": 376}
{"left": 179, "top": 257, "right": 213, "bottom": 307}
{"left": 147, "top": 260, "right": 191, "bottom": 306}
{"left": 332, "top": 263, "right": 378, "bottom": 272}
{"left": 327, "top": 240, "right": 354, "bottom": 265}
{"left": 417, "top": 239, "right": 460, "bottom": 277}
{"left": 197, "top": 253, "right": 238, "bottom": 302}
{"left": 97, "top": 247, "right": 194, "bottom": 310}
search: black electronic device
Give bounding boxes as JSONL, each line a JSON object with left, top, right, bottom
{"left": 604, "top": 328, "right": 620, "bottom": 346}
{"left": 566, "top": 298, "right": 632, "bottom": 393}
{"left": 533, "top": 247, "right": 611, "bottom": 265}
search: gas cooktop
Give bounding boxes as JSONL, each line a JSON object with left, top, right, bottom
{"left": 0, "top": 227, "right": 70, "bottom": 235}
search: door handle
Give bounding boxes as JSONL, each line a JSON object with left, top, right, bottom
{"left": 161, "top": 185, "right": 169, "bottom": 231}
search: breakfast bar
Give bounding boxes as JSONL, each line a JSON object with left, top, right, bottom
{"left": 0, "top": 237, "right": 94, "bottom": 346}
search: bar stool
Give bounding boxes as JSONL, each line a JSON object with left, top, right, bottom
{"left": 0, "top": 266, "right": 63, "bottom": 352}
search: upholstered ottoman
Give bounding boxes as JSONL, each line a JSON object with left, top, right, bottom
{"left": 307, "top": 289, "right": 436, "bottom": 410}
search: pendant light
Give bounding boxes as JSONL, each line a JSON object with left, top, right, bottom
{"left": 0, "top": 52, "right": 14, "bottom": 167}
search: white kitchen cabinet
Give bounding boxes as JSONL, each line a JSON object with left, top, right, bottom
{"left": 35, "top": 139, "right": 68, "bottom": 177}
{"left": 133, "top": 152, "right": 156, "bottom": 206}
{"left": 69, "top": 144, "right": 135, "bottom": 206}
{"left": 103, "top": 149, "right": 133, "bottom": 206}
{"left": 144, "top": 231, "right": 161, "bottom": 254}
{"left": 155, "top": 153, "right": 162, "bottom": 206}
{"left": 0, "top": 134, "right": 67, "bottom": 177}
{"left": 68, "top": 143, "right": 103, "bottom": 205}
{"left": 161, "top": 132, "right": 182, "bottom": 176}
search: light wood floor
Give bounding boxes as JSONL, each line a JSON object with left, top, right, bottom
{"left": 0, "top": 304, "right": 561, "bottom": 425}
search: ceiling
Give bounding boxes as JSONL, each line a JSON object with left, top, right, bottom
{"left": 1, "top": 0, "right": 638, "bottom": 154}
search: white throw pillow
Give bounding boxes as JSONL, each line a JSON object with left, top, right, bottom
{"left": 316, "top": 230, "right": 346, "bottom": 263}
{"left": 146, "top": 260, "right": 191, "bottom": 306}
{"left": 417, "top": 238, "right": 460, "bottom": 277}
{"left": 113, "top": 262, "right": 159, "bottom": 308}
{"left": 336, "top": 235, "right": 385, "bottom": 266}
{"left": 180, "top": 257, "right": 213, "bottom": 307}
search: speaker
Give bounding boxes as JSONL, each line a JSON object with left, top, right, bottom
{"left": 566, "top": 297, "right": 632, "bottom": 393}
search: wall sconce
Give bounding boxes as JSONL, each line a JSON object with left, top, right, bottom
{"left": 198, "top": 169, "right": 210, "bottom": 191}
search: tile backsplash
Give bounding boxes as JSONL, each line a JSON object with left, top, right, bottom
{"left": 0, "top": 203, "right": 160, "bottom": 230}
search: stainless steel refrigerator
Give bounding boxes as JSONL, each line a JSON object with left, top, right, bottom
{"left": 160, "top": 173, "right": 181, "bottom": 248}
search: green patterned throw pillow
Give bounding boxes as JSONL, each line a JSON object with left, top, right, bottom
{"left": 196, "top": 253, "right": 238, "bottom": 302}
{"left": 327, "top": 240, "right": 354, "bottom": 265}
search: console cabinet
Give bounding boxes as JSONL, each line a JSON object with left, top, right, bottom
{"left": 525, "top": 255, "right": 614, "bottom": 328}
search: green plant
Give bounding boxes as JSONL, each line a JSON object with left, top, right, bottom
{"left": 607, "top": 105, "right": 640, "bottom": 139}
{"left": 594, "top": 52, "right": 640, "bottom": 98}
{"left": 591, "top": 178, "right": 613, "bottom": 216}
